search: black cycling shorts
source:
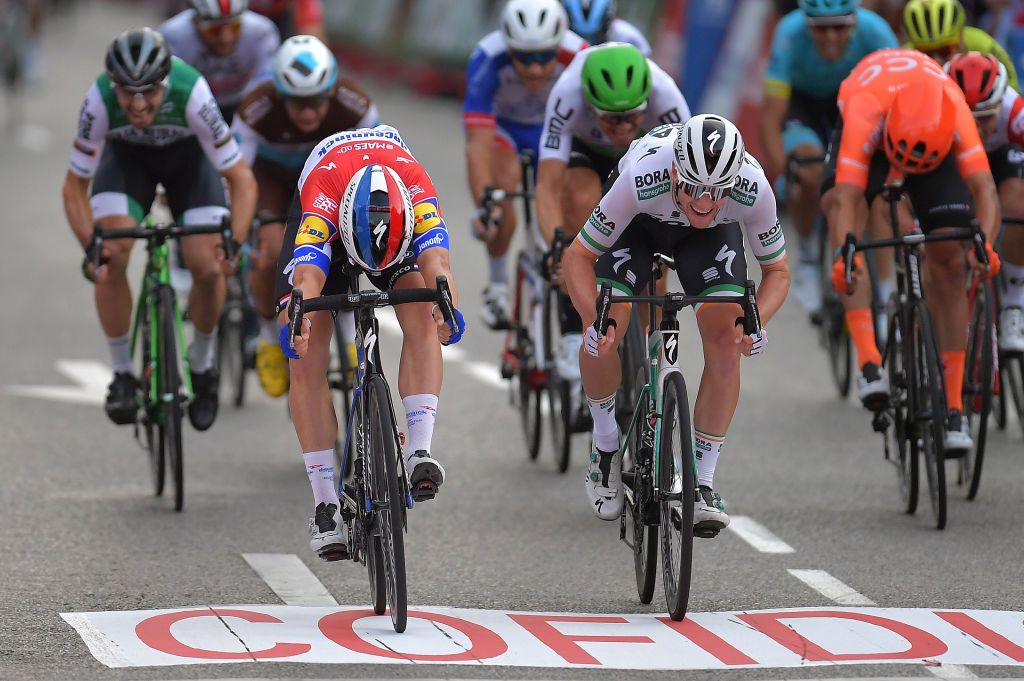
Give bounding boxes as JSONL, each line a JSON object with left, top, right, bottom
{"left": 568, "top": 138, "right": 621, "bottom": 183}
{"left": 275, "top": 192, "right": 418, "bottom": 311}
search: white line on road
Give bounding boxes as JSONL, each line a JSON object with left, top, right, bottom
{"left": 5, "top": 359, "right": 109, "bottom": 405}
{"left": 59, "top": 613, "right": 131, "bottom": 668}
{"left": 727, "top": 516, "right": 795, "bottom": 553}
{"left": 787, "top": 569, "right": 876, "bottom": 606}
{"left": 925, "top": 664, "right": 978, "bottom": 679}
{"left": 242, "top": 553, "right": 338, "bottom": 606}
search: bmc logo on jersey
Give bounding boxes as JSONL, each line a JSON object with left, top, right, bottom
{"left": 296, "top": 214, "right": 331, "bottom": 246}
{"left": 414, "top": 198, "right": 442, "bottom": 235}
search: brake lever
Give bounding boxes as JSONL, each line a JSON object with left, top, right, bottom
{"left": 286, "top": 288, "right": 304, "bottom": 350}
{"left": 742, "top": 279, "right": 762, "bottom": 337}
{"left": 595, "top": 280, "right": 613, "bottom": 337}
{"left": 843, "top": 232, "right": 857, "bottom": 293}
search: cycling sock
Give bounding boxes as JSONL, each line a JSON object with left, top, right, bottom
{"left": 338, "top": 310, "right": 356, "bottom": 343}
{"left": 588, "top": 393, "right": 619, "bottom": 451}
{"left": 797, "top": 234, "right": 817, "bottom": 264}
{"left": 694, "top": 430, "right": 725, "bottom": 488}
{"left": 846, "top": 308, "right": 882, "bottom": 368}
{"left": 488, "top": 254, "right": 507, "bottom": 286}
{"left": 303, "top": 449, "right": 338, "bottom": 506}
{"left": 259, "top": 316, "right": 277, "bottom": 343}
{"left": 107, "top": 334, "right": 133, "bottom": 374}
{"left": 402, "top": 393, "right": 438, "bottom": 456}
{"left": 1002, "top": 261, "right": 1024, "bottom": 309}
{"left": 942, "top": 350, "right": 966, "bottom": 412}
{"left": 876, "top": 277, "right": 895, "bottom": 306}
{"left": 189, "top": 329, "right": 217, "bottom": 373}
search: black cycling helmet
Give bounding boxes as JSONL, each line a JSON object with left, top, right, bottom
{"left": 105, "top": 27, "right": 172, "bottom": 92}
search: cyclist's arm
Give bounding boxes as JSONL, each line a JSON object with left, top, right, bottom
{"left": 759, "top": 93, "right": 789, "bottom": 181}
{"left": 62, "top": 171, "right": 93, "bottom": 250}
{"left": 952, "top": 92, "right": 1001, "bottom": 240}
{"left": 562, "top": 239, "right": 601, "bottom": 328}
{"left": 230, "top": 114, "right": 263, "bottom": 167}
{"left": 290, "top": 263, "right": 327, "bottom": 321}
{"left": 65, "top": 82, "right": 108, "bottom": 248}
{"left": 965, "top": 171, "right": 1001, "bottom": 243}
{"left": 537, "top": 64, "right": 584, "bottom": 243}
{"left": 221, "top": 159, "right": 258, "bottom": 244}
{"left": 465, "top": 126, "right": 495, "bottom": 206}
{"left": 536, "top": 159, "right": 567, "bottom": 246}
{"left": 416, "top": 247, "right": 459, "bottom": 309}
{"left": 740, "top": 168, "right": 790, "bottom": 324}
{"left": 463, "top": 46, "right": 500, "bottom": 205}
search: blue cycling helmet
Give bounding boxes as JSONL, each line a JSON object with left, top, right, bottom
{"left": 798, "top": 0, "right": 860, "bottom": 17}
{"left": 561, "top": 0, "right": 616, "bottom": 44}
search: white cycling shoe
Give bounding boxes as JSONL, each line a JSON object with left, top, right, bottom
{"left": 999, "top": 307, "right": 1024, "bottom": 354}
{"left": 791, "top": 260, "right": 823, "bottom": 313}
{"left": 557, "top": 333, "right": 583, "bottom": 380}
{"left": 943, "top": 409, "right": 973, "bottom": 456}
{"left": 585, "top": 441, "right": 623, "bottom": 521}
{"left": 480, "top": 283, "right": 510, "bottom": 330}
{"left": 694, "top": 485, "right": 730, "bottom": 535}
{"left": 407, "top": 450, "right": 445, "bottom": 502}
{"left": 857, "top": 362, "right": 890, "bottom": 411}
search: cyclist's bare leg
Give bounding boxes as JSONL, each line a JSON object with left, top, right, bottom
{"left": 865, "top": 194, "right": 903, "bottom": 284}
{"left": 287, "top": 309, "right": 337, "bottom": 452}
{"left": 562, "top": 167, "right": 602, "bottom": 239}
{"left": 94, "top": 215, "right": 138, "bottom": 337}
{"left": 180, "top": 233, "right": 226, "bottom": 335}
{"left": 923, "top": 237, "right": 968, "bottom": 408}
{"left": 486, "top": 145, "right": 521, "bottom": 258}
{"left": 393, "top": 271, "right": 443, "bottom": 398}
{"left": 823, "top": 187, "right": 874, "bottom": 311}
{"left": 251, "top": 221, "right": 286, "bottom": 320}
{"left": 691, "top": 303, "right": 743, "bottom": 436}
{"left": 790, "top": 142, "right": 824, "bottom": 240}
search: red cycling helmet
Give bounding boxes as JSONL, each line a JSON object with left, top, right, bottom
{"left": 945, "top": 51, "right": 1008, "bottom": 114}
{"left": 883, "top": 79, "right": 958, "bottom": 174}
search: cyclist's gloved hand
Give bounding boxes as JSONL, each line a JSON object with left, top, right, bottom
{"left": 444, "top": 308, "right": 466, "bottom": 345}
{"left": 583, "top": 318, "right": 616, "bottom": 357}
{"left": 968, "top": 241, "right": 1001, "bottom": 281}
{"left": 831, "top": 254, "right": 864, "bottom": 295}
{"left": 744, "top": 328, "right": 768, "bottom": 357}
{"left": 279, "top": 320, "right": 309, "bottom": 360}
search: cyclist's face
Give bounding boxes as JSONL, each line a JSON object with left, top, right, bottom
{"left": 595, "top": 111, "right": 643, "bottom": 146}
{"left": 975, "top": 112, "right": 998, "bottom": 140}
{"left": 285, "top": 95, "right": 330, "bottom": 132}
{"left": 114, "top": 85, "right": 165, "bottom": 128}
{"left": 194, "top": 16, "right": 242, "bottom": 57}
{"left": 807, "top": 21, "right": 854, "bottom": 61}
{"left": 675, "top": 184, "right": 727, "bottom": 229}
{"left": 511, "top": 54, "right": 558, "bottom": 92}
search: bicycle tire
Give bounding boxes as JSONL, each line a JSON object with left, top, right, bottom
{"left": 962, "top": 280, "right": 995, "bottom": 500}
{"left": 624, "top": 365, "right": 657, "bottom": 604}
{"left": 542, "top": 280, "right": 571, "bottom": 472}
{"left": 217, "top": 296, "right": 246, "bottom": 408}
{"left": 618, "top": 308, "right": 647, "bottom": 429}
{"left": 512, "top": 257, "right": 542, "bottom": 459}
{"left": 885, "top": 301, "right": 917, "bottom": 514}
{"left": 818, "top": 235, "right": 852, "bottom": 397}
{"left": 140, "top": 296, "right": 165, "bottom": 497}
{"left": 159, "top": 285, "right": 185, "bottom": 512}
{"left": 332, "top": 314, "right": 354, "bottom": 479}
{"left": 911, "top": 301, "right": 947, "bottom": 529}
{"left": 364, "top": 375, "right": 408, "bottom": 633}
{"left": 659, "top": 371, "right": 694, "bottom": 621}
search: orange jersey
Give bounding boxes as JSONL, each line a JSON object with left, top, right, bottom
{"left": 835, "top": 49, "right": 989, "bottom": 188}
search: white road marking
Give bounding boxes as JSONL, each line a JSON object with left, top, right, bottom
{"left": 925, "top": 663, "right": 978, "bottom": 679}
{"left": 5, "top": 359, "right": 109, "bottom": 406}
{"left": 787, "top": 569, "right": 876, "bottom": 606}
{"left": 60, "top": 613, "right": 131, "bottom": 668}
{"left": 727, "top": 515, "right": 795, "bottom": 553}
{"left": 16, "top": 123, "right": 53, "bottom": 152}
{"left": 242, "top": 553, "right": 338, "bottom": 606}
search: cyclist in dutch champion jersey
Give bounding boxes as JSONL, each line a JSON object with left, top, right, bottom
{"left": 560, "top": 0, "right": 652, "bottom": 55}
{"left": 233, "top": 34, "right": 379, "bottom": 397}
{"left": 562, "top": 116, "right": 791, "bottom": 530}
{"left": 761, "top": 0, "right": 896, "bottom": 313}
{"left": 62, "top": 27, "right": 258, "bottom": 432}
{"left": 463, "top": 0, "right": 587, "bottom": 330}
{"left": 160, "top": 0, "right": 280, "bottom": 122}
{"left": 536, "top": 42, "right": 690, "bottom": 391}
{"left": 276, "top": 125, "right": 465, "bottom": 558}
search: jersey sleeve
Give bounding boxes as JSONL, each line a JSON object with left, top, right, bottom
{"left": 834, "top": 90, "right": 884, "bottom": 189}
{"left": 951, "top": 88, "right": 991, "bottom": 178}
{"left": 575, "top": 169, "right": 640, "bottom": 256}
{"left": 463, "top": 46, "right": 499, "bottom": 128}
{"left": 230, "top": 114, "right": 264, "bottom": 166}
{"left": 69, "top": 82, "right": 109, "bottom": 178}
{"left": 738, "top": 160, "right": 786, "bottom": 265}
{"left": 293, "top": 166, "right": 343, "bottom": 276}
{"left": 186, "top": 76, "right": 243, "bottom": 171}
{"left": 764, "top": 17, "right": 795, "bottom": 98}
{"left": 538, "top": 63, "right": 584, "bottom": 163}
{"left": 401, "top": 164, "right": 450, "bottom": 256}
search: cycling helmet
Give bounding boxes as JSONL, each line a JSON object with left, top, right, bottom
{"left": 798, "top": 0, "right": 859, "bottom": 17}
{"left": 946, "top": 51, "right": 1008, "bottom": 113}
{"left": 903, "top": 0, "right": 966, "bottom": 51}
{"left": 274, "top": 35, "right": 338, "bottom": 97}
{"left": 105, "top": 27, "right": 172, "bottom": 91}
{"left": 673, "top": 114, "right": 746, "bottom": 189}
{"left": 883, "top": 80, "right": 957, "bottom": 174}
{"left": 561, "top": 0, "right": 616, "bottom": 44}
{"left": 339, "top": 164, "right": 414, "bottom": 272}
{"left": 582, "top": 43, "right": 650, "bottom": 112}
{"left": 501, "top": 0, "right": 568, "bottom": 52}
{"left": 190, "top": 0, "right": 248, "bottom": 20}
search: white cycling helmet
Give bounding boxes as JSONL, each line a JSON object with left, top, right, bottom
{"left": 274, "top": 35, "right": 338, "bottom": 97}
{"left": 190, "top": 0, "right": 248, "bottom": 20}
{"left": 673, "top": 114, "right": 745, "bottom": 190}
{"left": 501, "top": 0, "right": 568, "bottom": 52}
{"left": 339, "top": 164, "right": 414, "bottom": 273}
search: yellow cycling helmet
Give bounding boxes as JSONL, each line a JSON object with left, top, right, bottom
{"left": 903, "top": 0, "right": 966, "bottom": 51}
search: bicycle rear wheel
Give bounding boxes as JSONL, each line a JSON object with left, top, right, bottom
{"left": 140, "top": 297, "right": 164, "bottom": 497}
{"left": 885, "top": 303, "right": 917, "bottom": 514}
{"left": 217, "top": 275, "right": 247, "bottom": 408}
{"left": 819, "top": 236, "right": 852, "bottom": 397}
{"left": 332, "top": 313, "right": 354, "bottom": 478}
{"left": 542, "top": 282, "right": 571, "bottom": 472}
{"left": 364, "top": 375, "right": 407, "bottom": 633}
{"left": 912, "top": 301, "right": 947, "bottom": 529}
{"left": 623, "top": 365, "right": 656, "bottom": 604}
{"left": 512, "top": 256, "right": 542, "bottom": 459}
{"left": 962, "top": 280, "right": 995, "bottom": 500}
{"left": 659, "top": 372, "right": 694, "bottom": 621}
{"left": 159, "top": 285, "right": 185, "bottom": 512}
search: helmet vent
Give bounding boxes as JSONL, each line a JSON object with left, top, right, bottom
{"left": 625, "top": 64, "right": 634, "bottom": 85}
{"left": 602, "top": 69, "right": 613, "bottom": 88}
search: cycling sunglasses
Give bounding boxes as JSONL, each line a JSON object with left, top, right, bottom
{"left": 594, "top": 101, "right": 648, "bottom": 125}
{"left": 678, "top": 179, "right": 732, "bottom": 202}
{"left": 112, "top": 78, "right": 168, "bottom": 96}
{"left": 805, "top": 15, "right": 856, "bottom": 32}
{"left": 511, "top": 50, "right": 557, "bottom": 66}
{"left": 285, "top": 94, "right": 330, "bottom": 110}
{"left": 196, "top": 17, "right": 242, "bottom": 41}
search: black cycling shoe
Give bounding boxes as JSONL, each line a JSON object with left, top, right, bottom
{"left": 104, "top": 372, "right": 139, "bottom": 425}
{"left": 408, "top": 450, "right": 445, "bottom": 502}
{"left": 188, "top": 368, "right": 219, "bottom": 431}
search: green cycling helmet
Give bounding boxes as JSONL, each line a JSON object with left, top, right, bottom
{"left": 581, "top": 42, "right": 651, "bottom": 112}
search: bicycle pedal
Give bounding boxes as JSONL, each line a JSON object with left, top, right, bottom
{"left": 871, "top": 412, "right": 890, "bottom": 433}
{"left": 317, "top": 545, "right": 350, "bottom": 562}
{"left": 943, "top": 448, "right": 968, "bottom": 460}
{"left": 693, "top": 525, "right": 721, "bottom": 539}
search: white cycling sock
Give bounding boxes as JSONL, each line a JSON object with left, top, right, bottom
{"left": 107, "top": 334, "right": 133, "bottom": 374}
{"left": 189, "top": 328, "right": 217, "bottom": 372}
{"left": 588, "top": 393, "right": 619, "bottom": 452}
{"left": 303, "top": 449, "right": 338, "bottom": 506}
{"left": 876, "top": 277, "right": 895, "bottom": 306}
{"left": 259, "top": 316, "right": 277, "bottom": 343}
{"left": 694, "top": 430, "right": 725, "bottom": 488}
{"left": 1002, "top": 261, "right": 1024, "bottom": 309}
{"left": 403, "top": 393, "right": 438, "bottom": 456}
{"left": 488, "top": 254, "right": 507, "bottom": 286}
{"left": 338, "top": 310, "right": 356, "bottom": 344}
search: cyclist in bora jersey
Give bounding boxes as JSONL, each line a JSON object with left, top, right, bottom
{"left": 536, "top": 43, "right": 690, "bottom": 393}
{"left": 278, "top": 125, "right": 465, "bottom": 558}
{"left": 233, "top": 35, "right": 379, "bottom": 397}
{"left": 562, "top": 116, "right": 791, "bottom": 530}
{"left": 62, "top": 27, "right": 258, "bottom": 431}
{"left": 761, "top": 0, "right": 897, "bottom": 313}
{"left": 464, "top": 0, "right": 587, "bottom": 330}
{"left": 902, "top": 0, "right": 1019, "bottom": 89}
{"left": 560, "top": 0, "right": 651, "bottom": 54}
{"left": 821, "top": 48, "right": 1001, "bottom": 453}
{"left": 161, "top": 0, "right": 280, "bottom": 123}
{"left": 946, "top": 52, "right": 1024, "bottom": 353}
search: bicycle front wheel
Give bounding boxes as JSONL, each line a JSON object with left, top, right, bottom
{"left": 140, "top": 295, "right": 164, "bottom": 497}
{"left": 623, "top": 365, "right": 656, "bottom": 604}
{"left": 962, "top": 280, "right": 995, "bottom": 500}
{"left": 659, "top": 372, "right": 694, "bottom": 621}
{"left": 364, "top": 375, "right": 408, "bottom": 633}
{"left": 332, "top": 313, "right": 354, "bottom": 478}
{"left": 819, "top": 235, "right": 852, "bottom": 397}
{"left": 911, "top": 301, "right": 947, "bottom": 529}
{"left": 886, "top": 303, "right": 917, "bottom": 514}
{"left": 217, "top": 291, "right": 246, "bottom": 408}
{"left": 159, "top": 285, "right": 185, "bottom": 512}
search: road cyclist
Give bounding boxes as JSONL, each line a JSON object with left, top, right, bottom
{"left": 559, "top": 0, "right": 651, "bottom": 55}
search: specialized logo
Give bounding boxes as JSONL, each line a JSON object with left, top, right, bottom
{"left": 758, "top": 221, "right": 783, "bottom": 248}
{"left": 715, "top": 244, "right": 736, "bottom": 276}
{"left": 318, "top": 162, "right": 337, "bottom": 171}
{"left": 372, "top": 220, "right": 388, "bottom": 249}
{"left": 296, "top": 214, "right": 331, "bottom": 246}
{"left": 664, "top": 331, "right": 679, "bottom": 365}
{"left": 707, "top": 129, "right": 721, "bottom": 153}
{"left": 312, "top": 192, "right": 339, "bottom": 213}
{"left": 363, "top": 328, "right": 378, "bottom": 366}
{"left": 413, "top": 198, "right": 441, "bottom": 235}
{"left": 612, "top": 248, "right": 631, "bottom": 274}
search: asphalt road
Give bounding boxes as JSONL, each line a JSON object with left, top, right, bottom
{"left": 0, "top": 3, "right": 1022, "bottom": 681}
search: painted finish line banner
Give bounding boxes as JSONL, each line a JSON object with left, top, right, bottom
{"left": 61, "top": 605, "right": 1024, "bottom": 670}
